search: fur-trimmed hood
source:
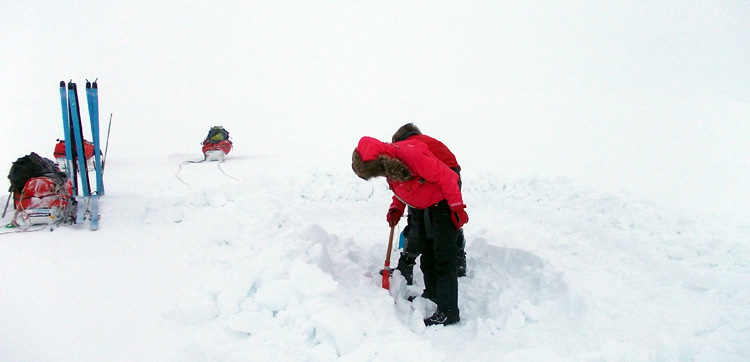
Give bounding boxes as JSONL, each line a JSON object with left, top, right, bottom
{"left": 351, "top": 137, "right": 412, "bottom": 181}
{"left": 351, "top": 136, "right": 464, "bottom": 209}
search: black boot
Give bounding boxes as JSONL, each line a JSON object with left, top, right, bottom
{"left": 424, "top": 309, "right": 460, "bottom": 326}
{"left": 396, "top": 254, "right": 416, "bottom": 285}
{"left": 456, "top": 251, "right": 467, "bottom": 277}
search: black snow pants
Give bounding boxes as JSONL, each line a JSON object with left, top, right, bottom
{"left": 412, "top": 200, "right": 460, "bottom": 314}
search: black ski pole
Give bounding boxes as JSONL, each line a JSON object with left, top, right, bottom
{"left": 2, "top": 190, "right": 11, "bottom": 219}
{"left": 103, "top": 113, "right": 112, "bottom": 170}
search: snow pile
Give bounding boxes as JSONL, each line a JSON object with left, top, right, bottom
{"left": 5, "top": 153, "right": 746, "bottom": 361}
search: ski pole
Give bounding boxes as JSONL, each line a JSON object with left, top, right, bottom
{"left": 382, "top": 224, "right": 396, "bottom": 290}
{"left": 102, "top": 113, "right": 112, "bottom": 170}
{"left": 1, "top": 190, "right": 11, "bottom": 218}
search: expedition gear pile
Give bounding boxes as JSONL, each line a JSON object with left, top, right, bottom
{"left": 7, "top": 152, "right": 76, "bottom": 228}
{"left": 202, "top": 126, "right": 233, "bottom": 161}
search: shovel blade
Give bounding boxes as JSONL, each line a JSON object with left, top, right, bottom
{"left": 382, "top": 269, "right": 390, "bottom": 290}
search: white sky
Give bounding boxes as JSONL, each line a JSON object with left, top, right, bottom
{"left": 2, "top": 1, "right": 749, "bottom": 216}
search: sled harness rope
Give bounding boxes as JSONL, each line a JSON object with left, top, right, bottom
{"left": 175, "top": 157, "right": 239, "bottom": 186}
{"left": 1, "top": 190, "right": 76, "bottom": 235}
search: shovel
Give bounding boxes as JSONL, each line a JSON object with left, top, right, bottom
{"left": 382, "top": 224, "right": 396, "bottom": 290}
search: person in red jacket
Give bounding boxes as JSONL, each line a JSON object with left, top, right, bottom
{"left": 390, "top": 123, "right": 467, "bottom": 284}
{"left": 352, "top": 136, "right": 468, "bottom": 326}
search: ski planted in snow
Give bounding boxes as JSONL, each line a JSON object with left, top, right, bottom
{"left": 86, "top": 80, "right": 104, "bottom": 196}
{"left": 86, "top": 80, "right": 102, "bottom": 231}
{"left": 58, "top": 81, "right": 75, "bottom": 182}
{"left": 68, "top": 81, "right": 91, "bottom": 197}
{"left": 67, "top": 81, "right": 94, "bottom": 228}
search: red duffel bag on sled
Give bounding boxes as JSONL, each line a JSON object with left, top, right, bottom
{"left": 201, "top": 126, "right": 233, "bottom": 161}
{"left": 54, "top": 138, "right": 95, "bottom": 170}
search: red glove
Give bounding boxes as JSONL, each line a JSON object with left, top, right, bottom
{"left": 450, "top": 204, "right": 468, "bottom": 229}
{"left": 386, "top": 206, "right": 404, "bottom": 226}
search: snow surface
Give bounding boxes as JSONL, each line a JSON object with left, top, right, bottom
{"left": 2, "top": 2, "right": 750, "bottom": 361}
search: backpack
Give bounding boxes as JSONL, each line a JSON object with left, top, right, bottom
{"left": 204, "top": 126, "right": 230, "bottom": 144}
{"left": 8, "top": 152, "right": 68, "bottom": 193}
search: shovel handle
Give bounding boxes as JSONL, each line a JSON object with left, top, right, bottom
{"left": 382, "top": 225, "right": 396, "bottom": 290}
{"left": 385, "top": 224, "right": 396, "bottom": 264}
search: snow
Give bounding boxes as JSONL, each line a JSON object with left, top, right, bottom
{"left": 2, "top": 2, "right": 750, "bottom": 361}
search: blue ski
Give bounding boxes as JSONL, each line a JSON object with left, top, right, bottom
{"left": 86, "top": 80, "right": 104, "bottom": 196}
{"left": 86, "top": 80, "right": 102, "bottom": 231}
{"left": 58, "top": 81, "right": 75, "bottom": 181}
{"left": 89, "top": 195, "right": 99, "bottom": 231}
{"left": 68, "top": 82, "right": 91, "bottom": 197}
{"left": 68, "top": 81, "right": 93, "bottom": 228}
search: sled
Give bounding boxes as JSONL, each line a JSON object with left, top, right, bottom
{"left": 202, "top": 139, "right": 232, "bottom": 162}
{"left": 200, "top": 126, "right": 233, "bottom": 162}
{"left": 13, "top": 176, "right": 76, "bottom": 227}
{"left": 204, "top": 150, "right": 226, "bottom": 161}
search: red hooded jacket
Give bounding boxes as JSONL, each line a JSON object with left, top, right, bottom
{"left": 407, "top": 134, "right": 460, "bottom": 171}
{"left": 356, "top": 136, "right": 464, "bottom": 210}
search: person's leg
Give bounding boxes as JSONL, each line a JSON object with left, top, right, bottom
{"left": 456, "top": 228, "right": 467, "bottom": 277}
{"left": 403, "top": 207, "right": 421, "bottom": 256}
{"left": 397, "top": 207, "right": 421, "bottom": 284}
{"left": 426, "top": 203, "right": 459, "bottom": 320}
{"left": 414, "top": 208, "right": 439, "bottom": 299}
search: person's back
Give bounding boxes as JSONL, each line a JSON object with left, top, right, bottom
{"left": 392, "top": 124, "right": 460, "bottom": 170}
{"left": 411, "top": 135, "right": 460, "bottom": 171}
